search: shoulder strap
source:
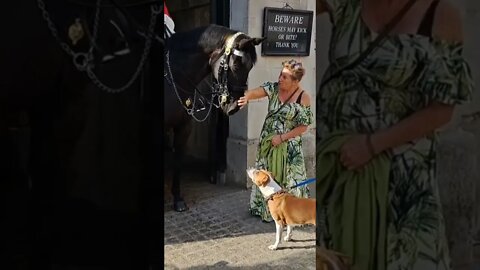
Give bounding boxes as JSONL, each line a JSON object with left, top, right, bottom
{"left": 283, "top": 87, "right": 299, "bottom": 105}
{"left": 265, "top": 88, "right": 299, "bottom": 121}
{"left": 417, "top": 0, "right": 440, "bottom": 37}
{"left": 319, "top": 0, "right": 417, "bottom": 89}
{"left": 296, "top": 91, "right": 304, "bottom": 104}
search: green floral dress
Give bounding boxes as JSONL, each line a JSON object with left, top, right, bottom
{"left": 249, "top": 81, "right": 313, "bottom": 222}
{"left": 317, "top": 0, "right": 474, "bottom": 269}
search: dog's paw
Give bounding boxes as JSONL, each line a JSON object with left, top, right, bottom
{"left": 268, "top": 245, "right": 278, "bottom": 250}
{"left": 284, "top": 236, "right": 291, "bottom": 242}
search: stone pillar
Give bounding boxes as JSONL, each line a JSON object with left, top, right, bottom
{"left": 226, "top": 0, "right": 251, "bottom": 187}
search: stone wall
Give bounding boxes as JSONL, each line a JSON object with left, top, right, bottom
{"left": 167, "top": 0, "right": 211, "bottom": 32}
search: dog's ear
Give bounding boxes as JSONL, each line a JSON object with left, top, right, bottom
{"left": 257, "top": 170, "right": 270, "bottom": 187}
{"left": 261, "top": 169, "right": 274, "bottom": 180}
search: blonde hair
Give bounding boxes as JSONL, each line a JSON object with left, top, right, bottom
{"left": 281, "top": 59, "right": 305, "bottom": 81}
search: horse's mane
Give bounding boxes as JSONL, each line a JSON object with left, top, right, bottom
{"left": 166, "top": 24, "right": 258, "bottom": 64}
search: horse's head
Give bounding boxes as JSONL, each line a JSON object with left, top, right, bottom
{"left": 165, "top": 25, "right": 265, "bottom": 118}
{"left": 210, "top": 33, "right": 265, "bottom": 116}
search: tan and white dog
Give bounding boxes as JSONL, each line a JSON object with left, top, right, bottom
{"left": 246, "top": 168, "right": 316, "bottom": 250}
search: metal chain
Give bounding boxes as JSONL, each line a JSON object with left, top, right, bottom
{"left": 86, "top": 5, "right": 159, "bottom": 93}
{"left": 88, "top": 0, "right": 102, "bottom": 56}
{"left": 165, "top": 51, "right": 215, "bottom": 122}
{"left": 37, "top": 0, "right": 101, "bottom": 70}
{"left": 37, "top": 0, "right": 78, "bottom": 57}
{"left": 37, "top": 0, "right": 159, "bottom": 94}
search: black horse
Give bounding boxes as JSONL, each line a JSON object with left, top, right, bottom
{"left": 1, "top": 0, "right": 163, "bottom": 268}
{"left": 164, "top": 25, "right": 264, "bottom": 212}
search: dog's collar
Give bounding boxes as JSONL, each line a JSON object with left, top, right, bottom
{"left": 264, "top": 189, "right": 288, "bottom": 202}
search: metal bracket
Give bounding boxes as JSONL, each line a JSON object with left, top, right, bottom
{"left": 283, "top": 3, "right": 293, "bottom": 9}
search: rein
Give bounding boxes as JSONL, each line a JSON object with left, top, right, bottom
{"left": 164, "top": 51, "right": 217, "bottom": 122}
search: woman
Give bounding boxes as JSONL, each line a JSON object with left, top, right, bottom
{"left": 316, "top": 0, "right": 474, "bottom": 269}
{"left": 238, "top": 60, "right": 313, "bottom": 222}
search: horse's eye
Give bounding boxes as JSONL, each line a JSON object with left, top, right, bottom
{"left": 230, "top": 62, "right": 240, "bottom": 71}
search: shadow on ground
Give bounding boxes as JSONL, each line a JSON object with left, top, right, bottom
{"left": 165, "top": 255, "right": 316, "bottom": 270}
{"left": 163, "top": 151, "right": 241, "bottom": 212}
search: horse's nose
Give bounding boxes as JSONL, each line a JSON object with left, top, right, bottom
{"left": 226, "top": 100, "right": 240, "bottom": 115}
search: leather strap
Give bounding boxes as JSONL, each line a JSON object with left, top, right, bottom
{"left": 264, "top": 189, "right": 288, "bottom": 202}
{"left": 417, "top": 0, "right": 440, "bottom": 37}
{"left": 265, "top": 87, "right": 299, "bottom": 120}
{"left": 296, "top": 90, "right": 304, "bottom": 104}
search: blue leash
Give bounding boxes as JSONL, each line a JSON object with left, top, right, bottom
{"left": 287, "top": 177, "right": 316, "bottom": 189}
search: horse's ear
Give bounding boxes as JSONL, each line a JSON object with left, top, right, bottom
{"left": 238, "top": 37, "right": 266, "bottom": 49}
{"left": 252, "top": 37, "right": 267, "bottom": 46}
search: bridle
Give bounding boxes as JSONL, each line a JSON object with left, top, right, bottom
{"left": 210, "top": 32, "right": 249, "bottom": 104}
{"left": 164, "top": 32, "right": 250, "bottom": 122}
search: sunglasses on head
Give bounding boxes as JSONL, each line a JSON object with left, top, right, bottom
{"left": 282, "top": 59, "right": 303, "bottom": 70}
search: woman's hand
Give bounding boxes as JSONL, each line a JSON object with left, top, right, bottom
{"left": 271, "top": 134, "right": 284, "bottom": 147}
{"left": 238, "top": 95, "right": 248, "bottom": 109}
{"left": 238, "top": 87, "right": 269, "bottom": 109}
{"left": 339, "top": 134, "right": 375, "bottom": 170}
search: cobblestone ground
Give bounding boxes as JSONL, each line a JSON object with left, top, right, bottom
{"left": 164, "top": 172, "right": 316, "bottom": 270}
